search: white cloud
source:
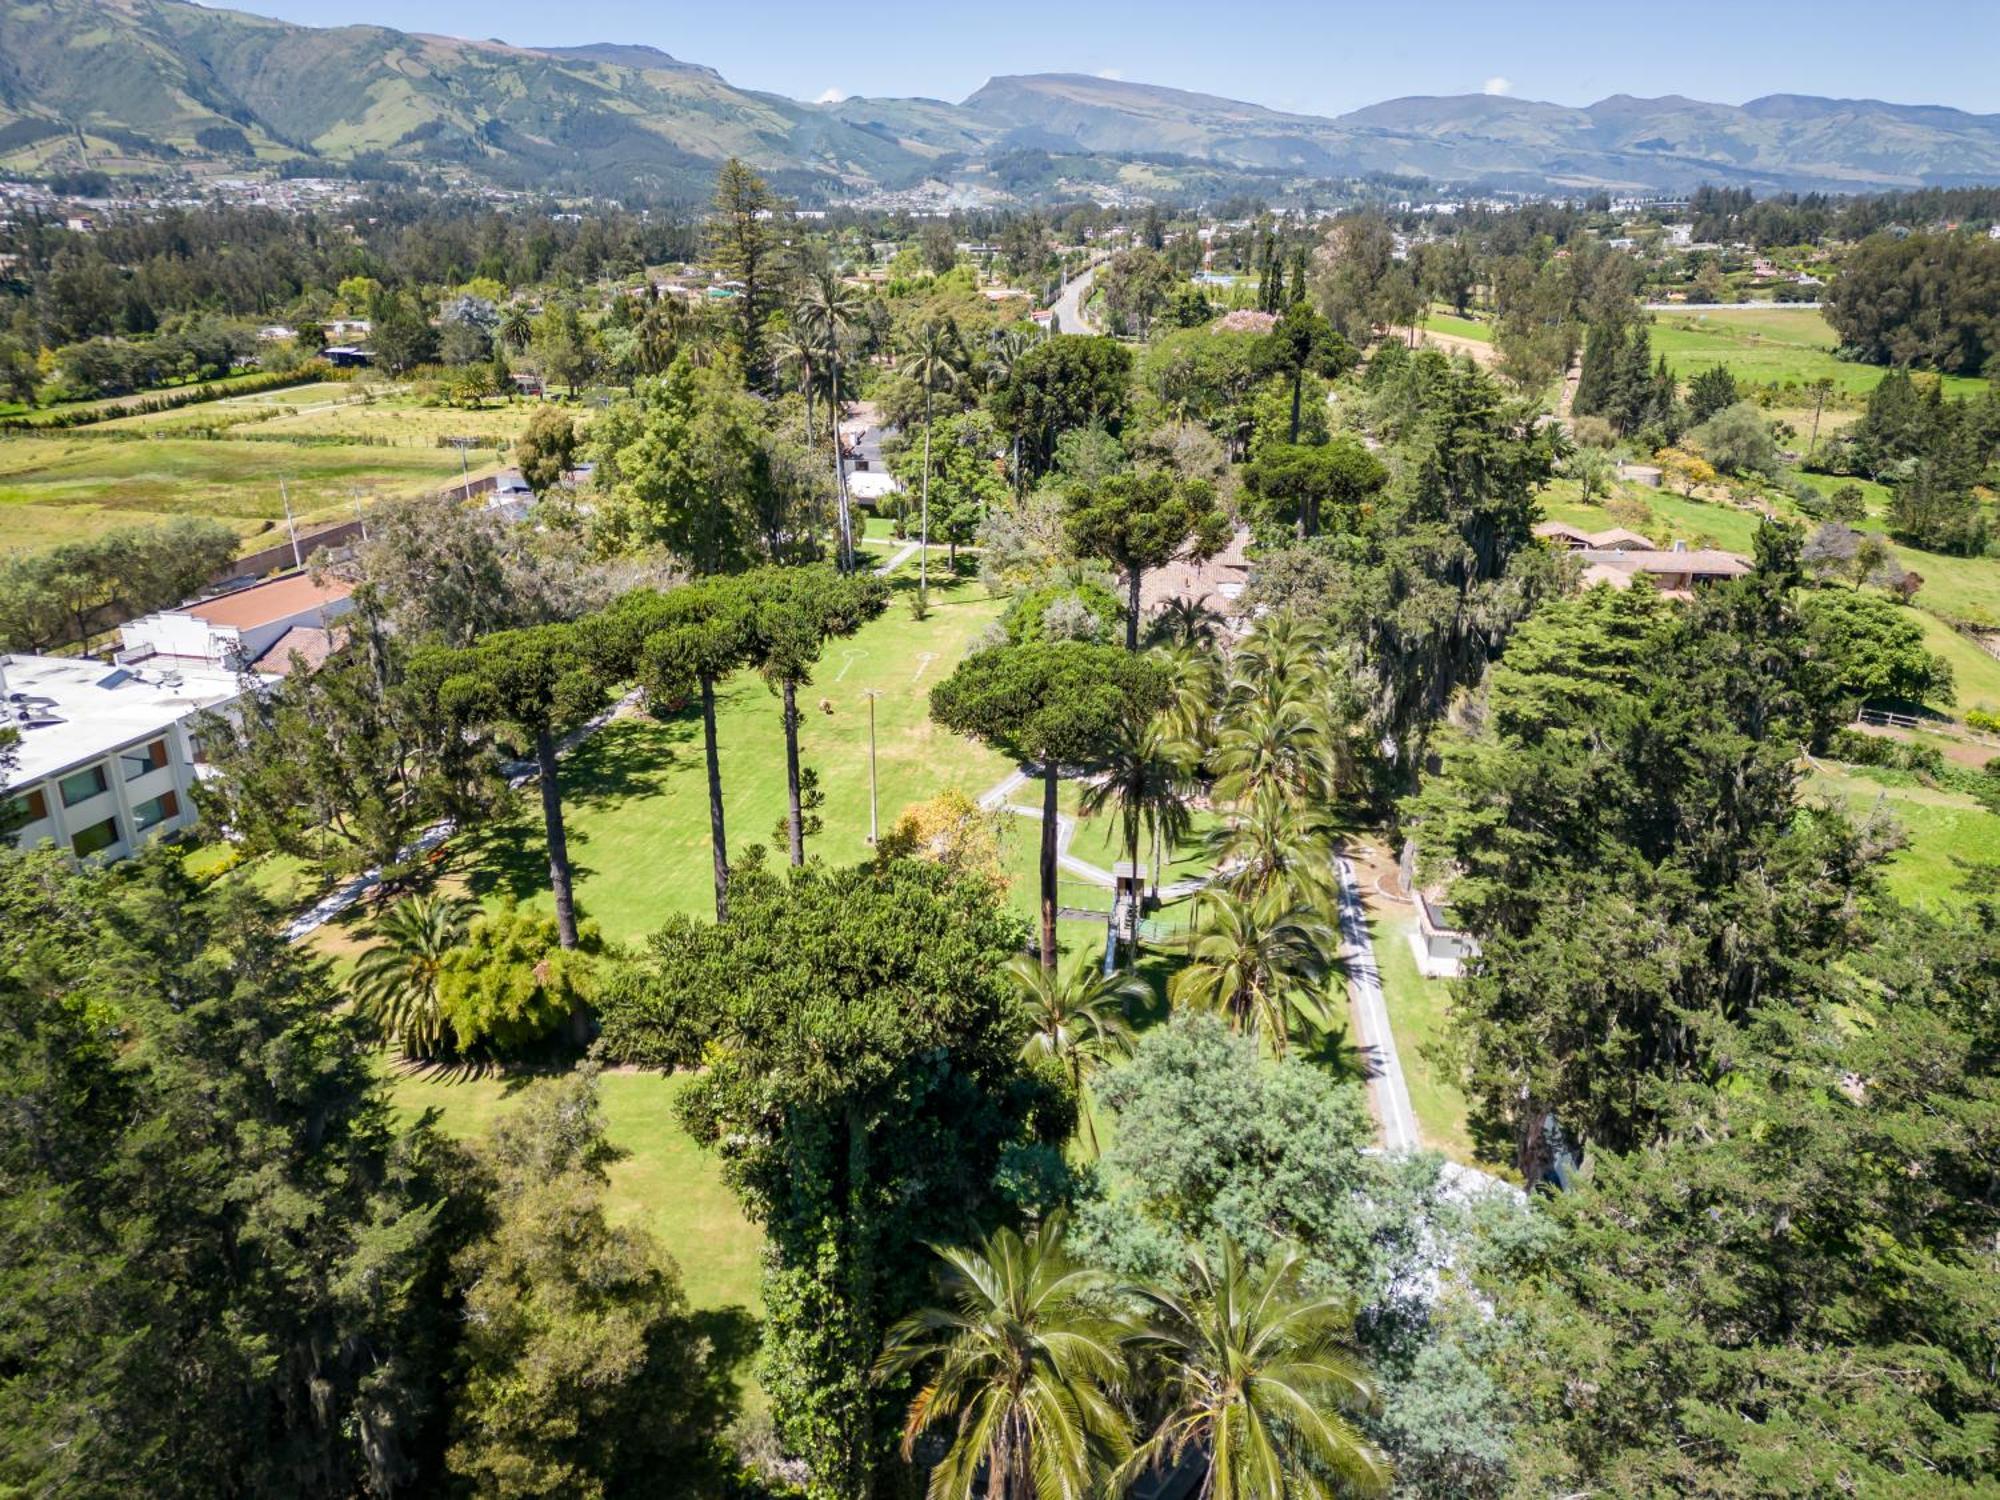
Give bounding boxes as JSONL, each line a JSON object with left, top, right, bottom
{"left": 1482, "top": 75, "right": 1513, "bottom": 96}
{"left": 1095, "top": 69, "right": 1123, "bottom": 81}
{"left": 814, "top": 87, "right": 847, "bottom": 104}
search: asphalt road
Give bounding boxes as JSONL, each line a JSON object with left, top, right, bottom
{"left": 1335, "top": 854, "right": 1420, "bottom": 1153}
{"left": 1048, "top": 264, "right": 1099, "bottom": 335}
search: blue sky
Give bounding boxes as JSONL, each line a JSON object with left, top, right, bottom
{"left": 229, "top": 0, "right": 2000, "bottom": 116}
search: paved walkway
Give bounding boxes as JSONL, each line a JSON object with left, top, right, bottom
{"left": 1334, "top": 853, "right": 1420, "bottom": 1153}
{"left": 283, "top": 689, "right": 641, "bottom": 942}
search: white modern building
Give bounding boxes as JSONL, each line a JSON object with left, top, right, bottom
{"left": 117, "top": 572, "right": 353, "bottom": 678}
{"left": 3, "top": 654, "right": 242, "bottom": 862}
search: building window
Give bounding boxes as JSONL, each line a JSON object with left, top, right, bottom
{"left": 70, "top": 816, "right": 121, "bottom": 858}
{"left": 120, "top": 738, "right": 169, "bottom": 781}
{"left": 58, "top": 764, "right": 109, "bottom": 808}
{"left": 132, "top": 789, "right": 181, "bottom": 833}
{"left": 5, "top": 787, "right": 48, "bottom": 826}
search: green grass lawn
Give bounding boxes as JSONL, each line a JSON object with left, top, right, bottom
{"left": 0, "top": 429, "right": 506, "bottom": 555}
{"left": 388, "top": 1066, "right": 763, "bottom": 1315}
{"left": 449, "top": 577, "right": 1014, "bottom": 943}
{"left": 1538, "top": 478, "right": 1767, "bottom": 552}
{"left": 1367, "top": 911, "right": 1478, "bottom": 1165}
{"left": 1809, "top": 766, "right": 2000, "bottom": 907}
{"left": 1649, "top": 307, "right": 1987, "bottom": 400}
{"left": 1419, "top": 309, "right": 1493, "bottom": 342}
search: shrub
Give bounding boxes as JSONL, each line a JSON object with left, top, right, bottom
{"left": 1968, "top": 708, "right": 2000, "bottom": 734}
{"left": 436, "top": 899, "right": 602, "bottom": 1055}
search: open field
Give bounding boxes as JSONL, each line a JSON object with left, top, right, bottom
{"left": 447, "top": 576, "right": 1014, "bottom": 944}
{"left": 0, "top": 394, "right": 524, "bottom": 560}
{"left": 1809, "top": 766, "right": 2000, "bottom": 907}
{"left": 1649, "top": 306, "right": 1988, "bottom": 399}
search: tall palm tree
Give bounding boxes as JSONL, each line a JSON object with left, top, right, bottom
{"left": 905, "top": 319, "right": 963, "bottom": 603}
{"left": 1209, "top": 697, "right": 1328, "bottom": 810}
{"left": 1007, "top": 951, "right": 1145, "bottom": 1154}
{"left": 1168, "top": 888, "right": 1335, "bottom": 1055}
{"left": 877, "top": 1214, "right": 1135, "bottom": 1500}
{"left": 1205, "top": 784, "right": 1338, "bottom": 913}
{"left": 769, "top": 319, "right": 826, "bottom": 447}
{"left": 1122, "top": 1239, "right": 1390, "bottom": 1499}
{"left": 1154, "top": 640, "right": 1223, "bottom": 757}
{"left": 799, "top": 270, "right": 864, "bottom": 572}
{"left": 987, "top": 326, "right": 1037, "bottom": 499}
{"left": 351, "top": 891, "right": 473, "bottom": 1059}
{"left": 1079, "top": 713, "right": 1196, "bottom": 913}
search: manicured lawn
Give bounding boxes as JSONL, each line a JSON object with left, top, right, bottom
{"left": 1649, "top": 306, "right": 1987, "bottom": 399}
{"left": 451, "top": 577, "right": 1015, "bottom": 943}
{"left": 1809, "top": 766, "right": 2000, "bottom": 907}
{"left": 388, "top": 1066, "right": 763, "bottom": 1315}
{"left": 1419, "top": 309, "right": 1493, "bottom": 342}
{"left": 1368, "top": 911, "right": 1477, "bottom": 1165}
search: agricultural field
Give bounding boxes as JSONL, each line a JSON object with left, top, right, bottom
{"left": 1648, "top": 305, "right": 1988, "bottom": 400}
{"left": 0, "top": 387, "right": 527, "bottom": 556}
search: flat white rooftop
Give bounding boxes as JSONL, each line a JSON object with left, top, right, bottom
{"left": 1, "top": 654, "right": 241, "bottom": 788}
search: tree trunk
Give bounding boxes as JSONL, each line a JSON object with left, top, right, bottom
{"left": 1289, "top": 366, "right": 1303, "bottom": 445}
{"left": 844, "top": 1102, "right": 877, "bottom": 1500}
{"left": 919, "top": 390, "right": 932, "bottom": 600}
{"left": 783, "top": 679, "right": 805, "bottom": 867}
{"left": 537, "top": 724, "right": 579, "bottom": 952}
{"left": 1126, "top": 564, "right": 1143, "bottom": 651}
{"left": 830, "top": 359, "right": 854, "bottom": 574}
{"left": 701, "top": 676, "right": 729, "bottom": 921}
{"left": 1039, "top": 766, "right": 1059, "bottom": 972}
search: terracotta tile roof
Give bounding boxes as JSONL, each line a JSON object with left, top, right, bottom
{"left": 250, "top": 625, "right": 345, "bottom": 678}
{"left": 186, "top": 573, "right": 353, "bottom": 630}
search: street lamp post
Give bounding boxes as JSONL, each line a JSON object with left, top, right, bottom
{"left": 862, "top": 689, "right": 881, "bottom": 846}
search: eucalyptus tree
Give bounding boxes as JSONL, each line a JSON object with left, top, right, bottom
{"left": 986, "top": 325, "right": 1040, "bottom": 497}
{"left": 1124, "top": 1239, "right": 1389, "bottom": 1497}
{"left": 905, "top": 319, "right": 964, "bottom": 603}
{"left": 877, "top": 1215, "right": 1136, "bottom": 1500}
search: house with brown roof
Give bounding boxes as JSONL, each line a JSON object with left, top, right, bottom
{"left": 116, "top": 572, "right": 354, "bottom": 678}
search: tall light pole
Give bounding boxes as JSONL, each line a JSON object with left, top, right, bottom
{"left": 862, "top": 689, "right": 880, "bottom": 846}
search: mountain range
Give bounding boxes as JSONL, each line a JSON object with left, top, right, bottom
{"left": 6, "top": 0, "right": 2000, "bottom": 200}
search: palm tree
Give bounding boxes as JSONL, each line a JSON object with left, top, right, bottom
{"left": 877, "top": 1214, "right": 1135, "bottom": 1500}
{"left": 987, "top": 326, "right": 1037, "bottom": 498}
{"left": 1148, "top": 595, "right": 1222, "bottom": 650}
{"left": 1209, "top": 697, "right": 1328, "bottom": 810}
{"left": 1079, "top": 713, "right": 1196, "bottom": 912}
{"left": 769, "top": 319, "right": 826, "bottom": 447}
{"left": 1155, "top": 640, "right": 1223, "bottom": 756}
{"left": 498, "top": 303, "right": 534, "bottom": 354}
{"left": 905, "top": 319, "right": 963, "bottom": 603}
{"left": 1122, "top": 1238, "right": 1390, "bottom": 1499}
{"left": 1205, "top": 784, "right": 1337, "bottom": 913}
{"left": 351, "top": 891, "right": 473, "bottom": 1059}
{"left": 634, "top": 301, "right": 679, "bottom": 378}
{"left": 1007, "top": 951, "right": 1145, "bottom": 1153}
{"left": 1169, "top": 888, "right": 1335, "bottom": 1054}
{"left": 799, "top": 270, "right": 864, "bottom": 572}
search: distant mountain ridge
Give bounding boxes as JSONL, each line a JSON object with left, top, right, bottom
{"left": 4, "top": 0, "right": 2000, "bottom": 198}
